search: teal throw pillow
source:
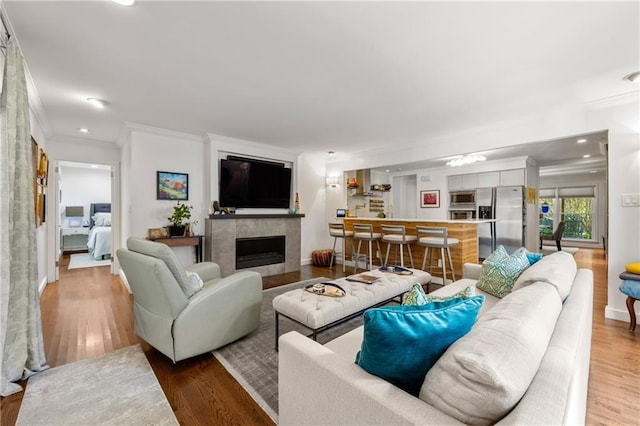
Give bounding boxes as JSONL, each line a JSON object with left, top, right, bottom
{"left": 476, "top": 245, "right": 530, "bottom": 298}
{"left": 515, "top": 247, "right": 543, "bottom": 265}
{"left": 355, "top": 296, "right": 484, "bottom": 396}
{"left": 403, "top": 284, "right": 475, "bottom": 306}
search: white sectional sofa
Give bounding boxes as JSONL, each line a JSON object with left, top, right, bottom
{"left": 278, "top": 252, "right": 593, "bottom": 425}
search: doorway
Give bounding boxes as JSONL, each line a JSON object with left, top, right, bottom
{"left": 392, "top": 174, "right": 417, "bottom": 218}
{"left": 56, "top": 161, "right": 113, "bottom": 280}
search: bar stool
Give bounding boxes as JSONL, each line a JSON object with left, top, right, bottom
{"left": 381, "top": 225, "right": 417, "bottom": 268}
{"left": 328, "top": 223, "right": 355, "bottom": 272}
{"left": 416, "top": 226, "right": 459, "bottom": 285}
{"left": 352, "top": 224, "right": 383, "bottom": 272}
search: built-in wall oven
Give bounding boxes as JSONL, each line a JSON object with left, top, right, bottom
{"left": 450, "top": 210, "right": 476, "bottom": 220}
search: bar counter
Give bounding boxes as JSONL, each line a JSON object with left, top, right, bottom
{"left": 342, "top": 218, "right": 494, "bottom": 280}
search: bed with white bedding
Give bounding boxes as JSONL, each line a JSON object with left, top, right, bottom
{"left": 87, "top": 203, "right": 111, "bottom": 260}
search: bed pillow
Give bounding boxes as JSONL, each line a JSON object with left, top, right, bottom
{"left": 476, "top": 245, "right": 530, "bottom": 298}
{"left": 93, "top": 212, "right": 111, "bottom": 227}
{"left": 355, "top": 296, "right": 484, "bottom": 396}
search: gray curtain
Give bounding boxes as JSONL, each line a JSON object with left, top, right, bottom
{"left": 0, "top": 41, "right": 48, "bottom": 396}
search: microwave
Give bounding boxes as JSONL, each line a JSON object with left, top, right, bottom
{"left": 450, "top": 210, "right": 475, "bottom": 220}
{"left": 450, "top": 190, "right": 476, "bottom": 206}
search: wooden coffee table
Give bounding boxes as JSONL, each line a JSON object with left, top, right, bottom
{"left": 273, "top": 269, "right": 431, "bottom": 350}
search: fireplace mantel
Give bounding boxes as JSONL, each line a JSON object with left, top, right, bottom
{"left": 205, "top": 216, "right": 302, "bottom": 277}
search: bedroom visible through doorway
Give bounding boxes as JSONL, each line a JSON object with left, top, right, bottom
{"left": 57, "top": 161, "right": 113, "bottom": 277}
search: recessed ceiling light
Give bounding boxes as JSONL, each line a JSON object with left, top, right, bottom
{"left": 86, "top": 98, "right": 108, "bottom": 109}
{"left": 583, "top": 154, "right": 591, "bottom": 158}
{"left": 622, "top": 71, "right": 640, "bottom": 83}
{"left": 78, "top": 128, "right": 90, "bottom": 133}
{"left": 91, "top": 165, "right": 99, "bottom": 169}
{"left": 385, "top": 169, "right": 390, "bottom": 173}
{"left": 112, "top": 0, "right": 135, "bottom": 5}
{"left": 589, "top": 170, "right": 598, "bottom": 174}
{"left": 577, "top": 139, "right": 587, "bottom": 143}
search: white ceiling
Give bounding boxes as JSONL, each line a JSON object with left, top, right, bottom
{"left": 2, "top": 1, "right": 638, "bottom": 172}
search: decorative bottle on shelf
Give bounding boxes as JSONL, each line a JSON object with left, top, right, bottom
{"left": 294, "top": 193, "right": 300, "bottom": 213}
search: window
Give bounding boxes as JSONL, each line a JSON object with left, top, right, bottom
{"left": 539, "top": 186, "right": 596, "bottom": 243}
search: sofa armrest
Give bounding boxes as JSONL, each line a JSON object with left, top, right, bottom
{"left": 278, "top": 331, "right": 462, "bottom": 425}
{"left": 463, "top": 263, "right": 482, "bottom": 280}
{"left": 184, "top": 262, "right": 221, "bottom": 282}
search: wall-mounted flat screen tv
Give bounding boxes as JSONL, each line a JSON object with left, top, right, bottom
{"left": 219, "top": 158, "right": 292, "bottom": 209}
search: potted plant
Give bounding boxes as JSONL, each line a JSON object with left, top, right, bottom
{"left": 167, "top": 201, "right": 193, "bottom": 236}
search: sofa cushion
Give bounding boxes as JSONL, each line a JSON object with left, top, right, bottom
{"left": 476, "top": 245, "right": 530, "bottom": 298}
{"left": 355, "top": 296, "right": 484, "bottom": 396}
{"left": 419, "top": 282, "right": 562, "bottom": 425}
{"left": 512, "top": 251, "right": 577, "bottom": 301}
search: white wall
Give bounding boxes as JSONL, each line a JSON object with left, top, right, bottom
{"left": 126, "top": 129, "right": 205, "bottom": 266}
{"left": 60, "top": 165, "right": 111, "bottom": 227}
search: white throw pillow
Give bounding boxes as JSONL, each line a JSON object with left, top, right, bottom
{"left": 185, "top": 270, "right": 204, "bottom": 294}
{"left": 419, "top": 282, "right": 562, "bottom": 426}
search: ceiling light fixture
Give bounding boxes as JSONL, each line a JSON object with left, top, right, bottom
{"left": 327, "top": 150, "right": 335, "bottom": 155}
{"left": 78, "top": 128, "right": 90, "bottom": 133}
{"left": 112, "top": 0, "right": 135, "bottom": 5}
{"left": 577, "top": 139, "right": 586, "bottom": 143}
{"left": 589, "top": 170, "right": 598, "bottom": 174}
{"left": 446, "top": 154, "right": 486, "bottom": 167}
{"left": 583, "top": 154, "right": 591, "bottom": 158}
{"left": 622, "top": 71, "right": 640, "bottom": 83}
{"left": 86, "top": 98, "right": 108, "bottom": 109}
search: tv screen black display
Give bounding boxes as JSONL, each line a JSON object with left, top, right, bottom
{"left": 219, "top": 159, "right": 292, "bottom": 209}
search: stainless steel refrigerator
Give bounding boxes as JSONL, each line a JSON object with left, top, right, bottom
{"left": 476, "top": 186, "right": 526, "bottom": 259}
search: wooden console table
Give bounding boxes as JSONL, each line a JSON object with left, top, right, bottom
{"left": 148, "top": 235, "right": 204, "bottom": 263}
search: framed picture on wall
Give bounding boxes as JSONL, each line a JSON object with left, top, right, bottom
{"left": 157, "top": 171, "right": 188, "bottom": 200}
{"left": 420, "top": 190, "right": 440, "bottom": 208}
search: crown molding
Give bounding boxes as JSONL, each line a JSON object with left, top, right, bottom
{"left": 118, "top": 122, "right": 204, "bottom": 146}
{"left": 50, "top": 134, "right": 120, "bottom": 150}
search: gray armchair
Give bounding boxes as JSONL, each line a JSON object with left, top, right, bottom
{"left": 117, "top": 237, "right": 262, "bottom": 362}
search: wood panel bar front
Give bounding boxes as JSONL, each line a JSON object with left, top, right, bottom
{"left": 342, "top": 218, "right": 481, "bottom": 280}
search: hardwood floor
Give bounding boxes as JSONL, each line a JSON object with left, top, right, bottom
{"left": 1, "top": 249, "right": 638, "bottom": 425}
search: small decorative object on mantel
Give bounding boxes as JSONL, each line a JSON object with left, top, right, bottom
{"left": 167, "top": 201, "right": 193, "bottom": 236}
{"left": 211, "top": 200, "right": 225, "bottom": 215}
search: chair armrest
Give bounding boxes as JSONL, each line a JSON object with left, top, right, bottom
{"left": 184, "top": 262, "right": 221, "bottom": 282}
{"left": 463, "top": 263, "right": 483, "bottom": 280}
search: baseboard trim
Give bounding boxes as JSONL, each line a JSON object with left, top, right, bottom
{"left": 301, "top": 258, "right": 312, "bottom": 266}
{"left": 605, "top": 305, "right": 638, "bottom": 324}
{"left": 118, "top": 269, "right": 132, "bottom": 294}
{"left": 38, "top": 276, "right": 48, "bottom": 296}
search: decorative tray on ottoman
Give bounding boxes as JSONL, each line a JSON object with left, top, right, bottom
{"left": 379, "top": 266, "right": 413, "bottom": 275}
{"left": 304, "top": 282, "right": 346, "bottom": 297}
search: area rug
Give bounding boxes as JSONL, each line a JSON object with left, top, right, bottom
{"left": 16, "top": 344, "right": 178, "bottom": 425}
{"left": 541, "top": 246, "right": 579, "bottom": 256}
{"left": 213, "top": 277, "right": 366, "bottom": 423}
{"left": 68, "top": 253, "right": 111, "bottom": 269}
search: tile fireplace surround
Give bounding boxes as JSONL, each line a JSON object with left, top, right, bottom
{"left": 205, "top": 214, "right": 304, "bottom": 277}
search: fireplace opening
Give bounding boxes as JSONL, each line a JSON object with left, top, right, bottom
{"left": 236, "top": 236, "right": 286, "bottom": 269}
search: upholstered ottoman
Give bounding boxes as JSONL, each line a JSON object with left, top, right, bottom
{"left": 273, "top": 269, "right": 431, "bottom": 349}
{"left": 311, "top": 249, "right": 334, "bottom": 267}
{"left": 619, "top": 270, "right": 640, "bottom": 331}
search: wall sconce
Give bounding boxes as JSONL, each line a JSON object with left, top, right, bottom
{"left": 326, "top": 176, "right": 340, "bottom": 187}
